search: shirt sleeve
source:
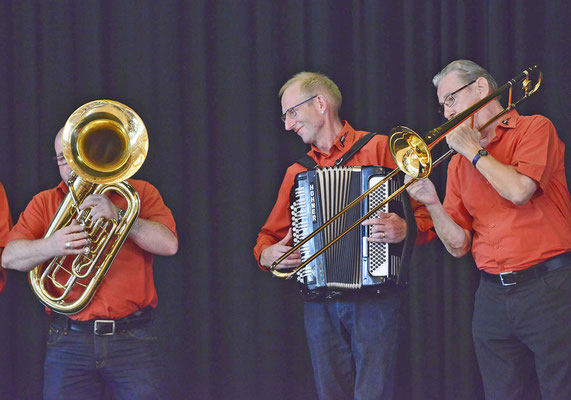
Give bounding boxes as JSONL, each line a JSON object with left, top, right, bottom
{"left": 7, "top": 192, "right": 50, "bottom": 242}
{"left": 0, "top": 268, "right": 5, "bottom": 293}
{"left": 410, "top": 198, "right": 436, "bottom": 244}
{"left": 253, "top": 165, "right": 304, "bottom": 270}
{"left": 0, "top": 183, "right": 13, "bottom": 293}
{"left": 511, "top": 116, "right": 563, "bottom": 192}
{"left": 0, "top": 183, "right": 13, "bottom": 247}
{"left": 135, "top": 181, "right": 178, "bottom": 237}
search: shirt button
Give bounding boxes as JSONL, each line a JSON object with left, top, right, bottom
{"left": 490, "top": 223, "right": 495, "bottom": 228}
{"left": 495, "top": 245, "right": 499, "bottom": 249}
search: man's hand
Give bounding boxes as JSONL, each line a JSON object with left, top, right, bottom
{"left": 80, "top": 194, "right": 120, "bottom": 221}
{"left": 260, "top": 228, "right": 302, "bottom": 270}
{"left": 405, "top": 175, "right": 440, "bottom": 207}
{"left": 445, "top": 122, "right": 482, "bottom": 159}
{"left": 362, "top": 212, "right": 407, "bottom": 243}
{"left": 48, "top": 220, "right": 90, "bottom": 255}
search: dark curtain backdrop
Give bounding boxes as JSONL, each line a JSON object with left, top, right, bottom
{"left": 0, "top": 1, "right": 569, "bottom": 399}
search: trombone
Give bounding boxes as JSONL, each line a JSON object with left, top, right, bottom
{"left": 270, "top": 65, "right": 542, "bottom": 279}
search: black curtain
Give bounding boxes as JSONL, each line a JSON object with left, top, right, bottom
{"left": 0, "top": 1, "right": 569, "bottom": 399}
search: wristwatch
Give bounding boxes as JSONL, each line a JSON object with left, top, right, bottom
{"left": 472, "top": 149, "right": 489, "bottom": 167}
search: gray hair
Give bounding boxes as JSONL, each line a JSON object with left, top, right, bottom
{"left": 433, "top": 60, "right": 498, "bottom": 92}
{"left": 279, "top": 71, "right": 342, "bottom": 113}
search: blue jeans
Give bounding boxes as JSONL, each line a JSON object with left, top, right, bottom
{"left": 43, "top": 320, "right": 166, "bottom": 400}
{"left": 472, "top": 264, "right": 571, "bottom": 400}
{"left": 304, "top": 288, "right": 403, "bottom": 400}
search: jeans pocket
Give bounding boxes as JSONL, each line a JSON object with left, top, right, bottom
{"left": 542, "top": 265, "right": 571, "bottom": 292}
{"left": 46, "top": 326, "right": 66, "bottom": 346}
{"left": 126, "top": 326, "right": 158, "bottom": 341}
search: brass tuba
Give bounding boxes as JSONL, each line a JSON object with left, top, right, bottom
{"left": 29, "top": 100, "right": 148, "bottom": 314}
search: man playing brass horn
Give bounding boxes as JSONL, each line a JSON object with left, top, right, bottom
{"left": 254, "top": 72, "right": 435, "bottom": 400}
{"left": 406, "top": 60, "right": 571, "bottom": 400}
{"left": 2, "top": 128, "right": 178, "bottom": 400}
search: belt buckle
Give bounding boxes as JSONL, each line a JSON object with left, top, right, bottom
{"left": 94, "top": 319, "right": 116, "bottom": 335}
{"left": 499, "top": 271, "right": 517, "bottom": 286}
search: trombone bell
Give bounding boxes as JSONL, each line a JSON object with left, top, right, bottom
{"left": 389, "top": 126, "right": 432, "bottom": 179}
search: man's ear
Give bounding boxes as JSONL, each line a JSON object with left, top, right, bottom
{"left": 316, "top": 94, "right": 327, "bottom": 114}
{"left": 475, "top": 77, "right": 491, "bottom": 99}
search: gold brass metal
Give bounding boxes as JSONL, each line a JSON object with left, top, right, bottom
{"left": 29, "top": 100, "right": 148, "bottom": 314}
{"left": 389, "top": 127, "right": 432, "bottom": 179}
{"left": 270, "top": 65, "right": 542, "bottom": 279}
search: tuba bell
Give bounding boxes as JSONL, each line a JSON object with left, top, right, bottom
{"left": 29, "top": 100, "right": 148, "bottom": 314}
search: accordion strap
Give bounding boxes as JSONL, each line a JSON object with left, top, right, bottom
{"left": 295, "top": 132, "right": 381, "bottom": 169}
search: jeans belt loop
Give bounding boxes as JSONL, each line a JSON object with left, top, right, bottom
{"left": 499, "top": 271, "right": 517, "bottom": 286}
{"left": 94, "top": 319, "right": 116, "bottom": 335}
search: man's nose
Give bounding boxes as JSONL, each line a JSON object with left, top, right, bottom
{"left": 444, "top": 106, "right": 456, "bottom": 120}
{"left": 284, "top": 115, "right": 296, "bottom": 131}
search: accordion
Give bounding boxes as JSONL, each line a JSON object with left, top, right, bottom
{"left": 290, "top": 166, "right": 416, "bottom": 298}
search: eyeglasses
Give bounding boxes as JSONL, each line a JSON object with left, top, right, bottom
{"left": 52, "top": 154, "right": 67, "bottom": 165}
{"left": 281, "top": 95, "right": 317, "bottom": 122}
{"left": 438, "top": 79, "right": 477, "bottom": 115}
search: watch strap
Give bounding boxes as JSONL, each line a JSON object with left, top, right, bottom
{"left": 472, "top": 149, "right": 487, "bottom": 167}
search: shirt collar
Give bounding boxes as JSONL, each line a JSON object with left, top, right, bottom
{"left": 307, "top": 121, "right": 355, "bottom": 158}
{"left": 57, "top": 180, "right": 69, "bottom": 195}
{"left": 489, "top": 108, "right": 520, "bottom": 145}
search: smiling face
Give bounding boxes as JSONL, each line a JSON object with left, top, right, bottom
{"left": 280, "top": 82, "right": 324, "bottom": 145}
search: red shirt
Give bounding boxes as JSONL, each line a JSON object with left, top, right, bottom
{"left": 0, "top": 182, "right": 13, "bottom": 293}
{"left": 253, "top": 121, "right": 435, "bottom": 268}
{"left": 444, "top": 110, "right": 571, "bottom": 273}
{"left": 7, "top": 179, "right": 177, "bottom": 320}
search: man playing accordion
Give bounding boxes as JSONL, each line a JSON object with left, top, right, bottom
{"left": 254, "top": 71, "right": 434, "bottom": 400}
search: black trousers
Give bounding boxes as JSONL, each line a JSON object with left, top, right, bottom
{"left": 472, "top": 264, "right": 571, "bottom": 400}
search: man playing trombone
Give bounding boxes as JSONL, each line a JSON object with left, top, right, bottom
{"left": 406, "top": 60, "right": 571, "bottom": 400}
{"left": 254, "top": 72, "right": 435, "bottom": 400}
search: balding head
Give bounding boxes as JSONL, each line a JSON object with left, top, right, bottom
{"left": 55, "top": 127, "right": 64, "bottom": 150}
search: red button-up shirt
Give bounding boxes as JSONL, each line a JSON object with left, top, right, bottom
{"left": 443, "top": 110, "right": 571, "bottom": 273}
